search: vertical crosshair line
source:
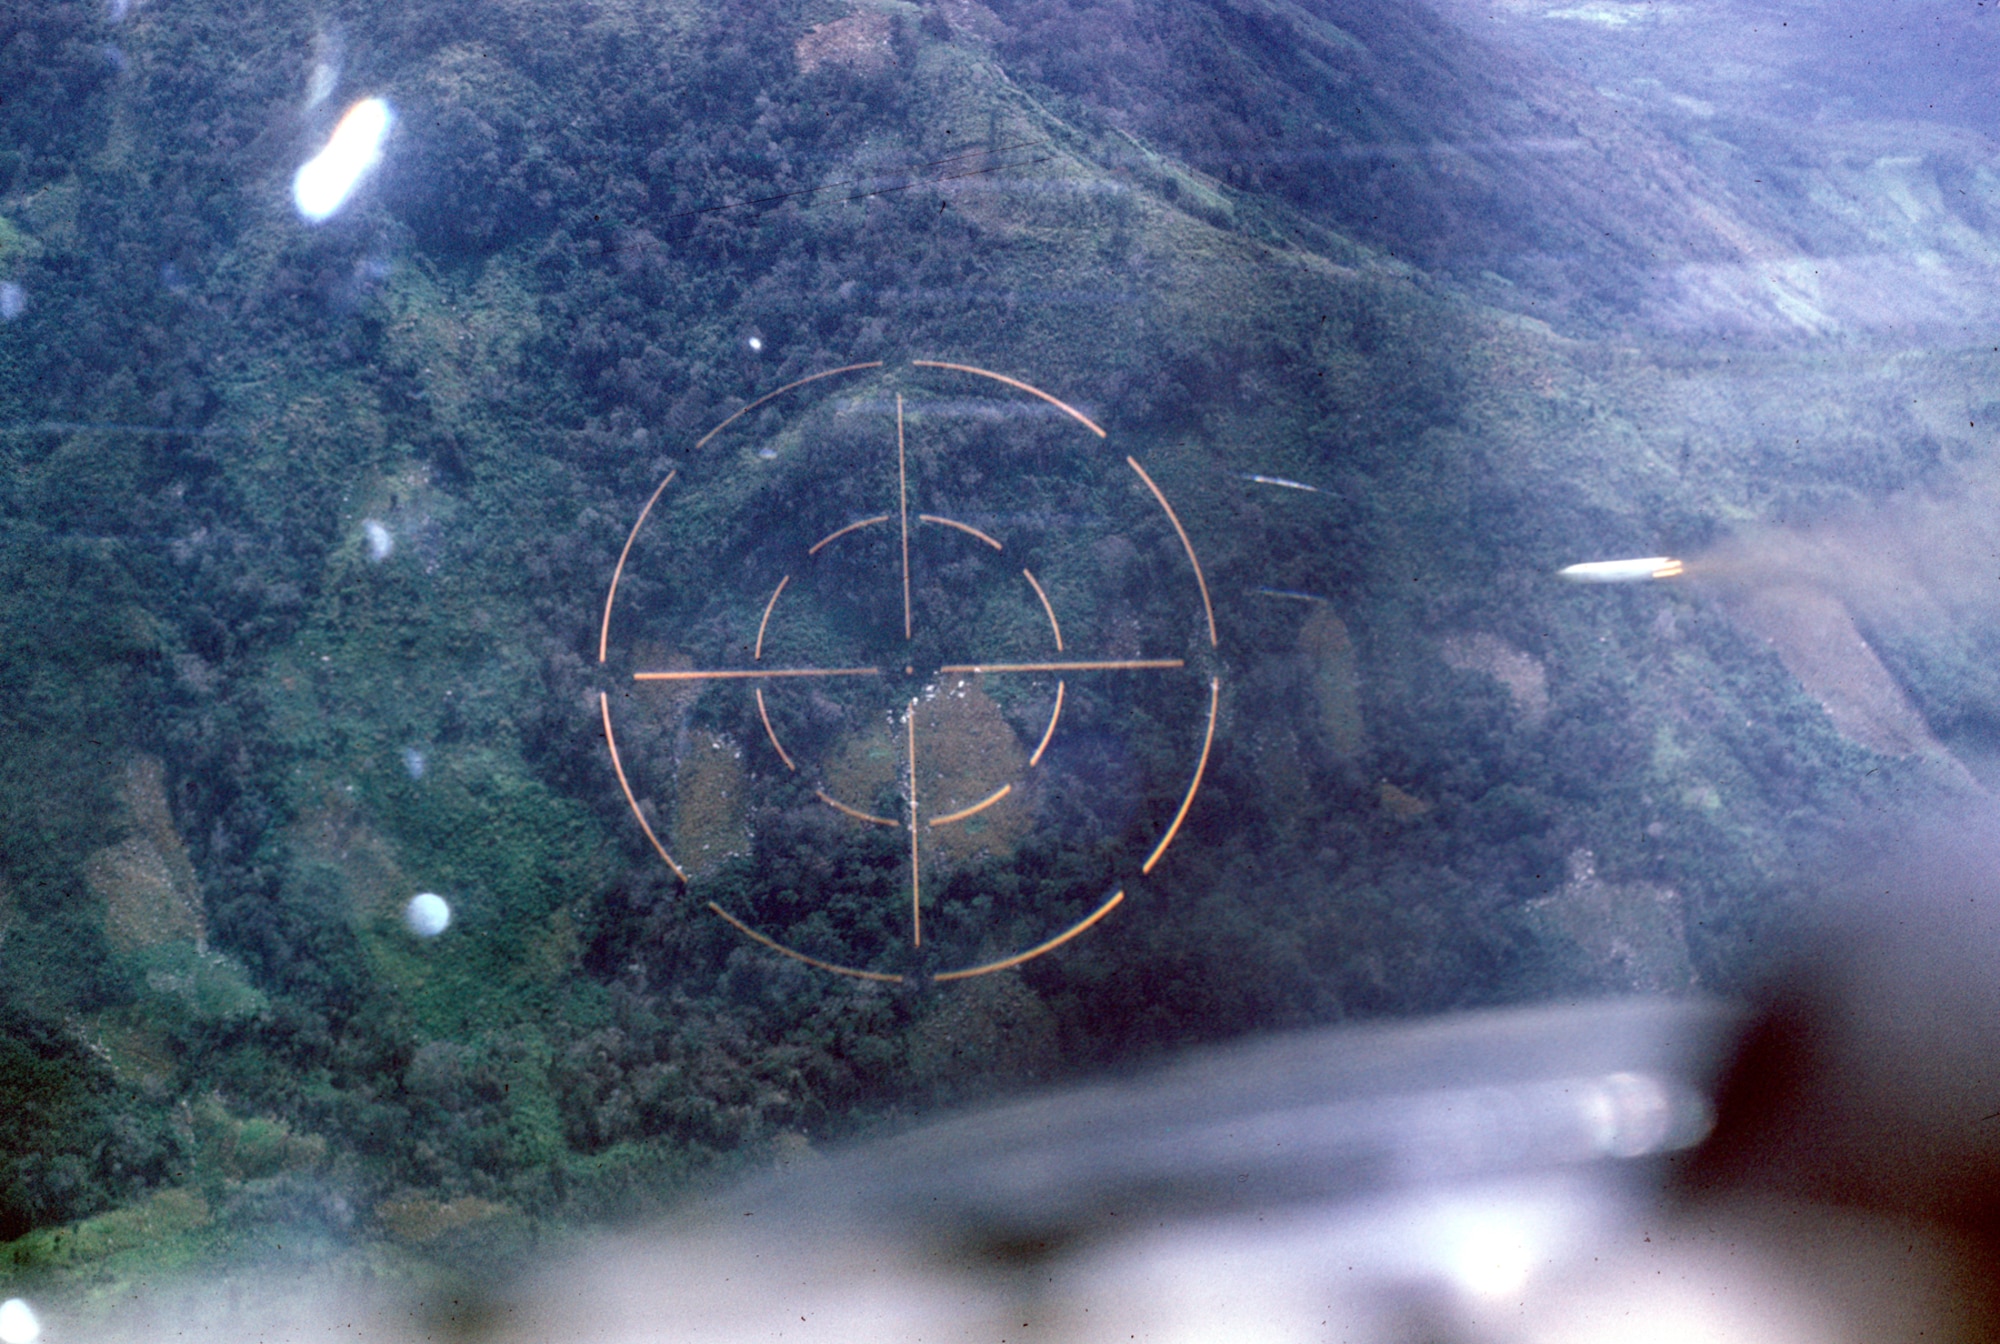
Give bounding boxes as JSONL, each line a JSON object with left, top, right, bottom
{"left": 897, "top": 393, "right": 912, "bottom": 641}
{"left": 906, "top": 698, "right": 921, "bottom": 946}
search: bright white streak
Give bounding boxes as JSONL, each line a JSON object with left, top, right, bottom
{"left": 293, "top": 98, "right": 392, "bottom": 223}
{"left": 1557, "top": 556, "right": 1684, "bottom": 584}
{"left": 1240, "top": 472, "right": 1321, "bottom": 492}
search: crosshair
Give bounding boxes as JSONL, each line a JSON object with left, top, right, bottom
{"left": 596, "top": 361, "right": 1219, "bottom": 983}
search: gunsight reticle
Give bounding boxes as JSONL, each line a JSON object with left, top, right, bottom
{"left": 597, "top": 361, "right": 1221, "bottom": 983}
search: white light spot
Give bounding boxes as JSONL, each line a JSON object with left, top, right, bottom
{"left": 0, "top": 284, "right": 25, "bottom": 321}
{"left": 746, "top": 336, "right": 763, "bottom": 352}
{"left": 756, "top": 446, "right": 778, "bottom": 460}
{"left": 0, "top": 1299, "right": 40, "bottom": 1344}
{"left": 402, "top": 747, "right": 426, "bottom": 780}
{"left": 1581, "top": 1071, "right": 1676, "bottom": 1158}
{"left": 293, "top": 97, "right": 392, "bottom": 223}
{"left": 405, "top": 892, "right": 451, "bottom": 937}
{"left": 1450, "top": 1217, "right": 1534, "bottom": 1299}
{"left": 363, "top": 518, "right": 393, "bottom": 561}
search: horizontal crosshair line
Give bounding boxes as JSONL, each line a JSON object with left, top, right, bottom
{"left": 634, "top": 667, "right": 881, "bottom": 681}
{"left": 937, "top": 658, "right": 1183, "bottom": 674}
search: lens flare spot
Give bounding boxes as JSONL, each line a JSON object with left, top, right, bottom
{"left": 404, "top": 892, "right": 451, "bottom": 938}
{"left": 1450, "top": 1217, "right": 1535, "bottom": 1299}
{"left": 0, "top": 1299, "right": 40, "bottom": 1344}
{"left": 293, "top": 97, "right": 392, "bottom": 223}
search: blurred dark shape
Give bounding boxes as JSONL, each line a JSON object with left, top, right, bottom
{"left": 1672, "top": 803, "right": 2000, "bottom": 1336}
{"left": 1687, "top": 825, "right": 2000, "bottom": 1224}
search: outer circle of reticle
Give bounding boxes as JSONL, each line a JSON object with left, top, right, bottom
{"left": 596, "top": 360, "right": 1220, "bottom": 984}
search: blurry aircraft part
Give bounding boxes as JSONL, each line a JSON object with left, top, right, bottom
{"left": 50, "top": 1001, "right": 1732, "bottom": 1343}
{"left": 1529, "top": 806, "right": 2000, "bottom": 1344}
{"left": 1558, "top": 556, "right": 1684, "bottom": 583}
{"left": 1505, "top": 1201, "right": 1985, "bottom": 1344}
{"left": 64, "top": 958, "right": 2000, "bottom": 1340}
{"left": 715, "top": 1000, "right": 1724, "bottom": 1240}
{"left": 1681, "top": 810, "right": 2000, "bottom": 1238}
{"left": 463, "top": 1001, "right": 1733, "bottom": 1344}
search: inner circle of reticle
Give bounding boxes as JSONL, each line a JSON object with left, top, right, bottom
{"left": 596, "top": 360, "right": 1220, "bottom": 984}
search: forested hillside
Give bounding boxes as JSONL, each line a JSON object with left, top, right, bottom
{"left": 0, "top": 0, "right": 1993, "bottom": 1301}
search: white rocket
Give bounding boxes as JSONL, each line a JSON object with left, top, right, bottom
{"left": 1557, "top": 556, "right": 1685, "bottom": 583}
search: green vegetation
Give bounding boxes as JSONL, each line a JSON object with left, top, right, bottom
{"left": 0, "top": 0, "right": 1995, "bottom": 1309}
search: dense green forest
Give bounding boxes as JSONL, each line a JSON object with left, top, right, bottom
{"left": 1, "top": 0, "right": 1996, "bottom": 1305}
